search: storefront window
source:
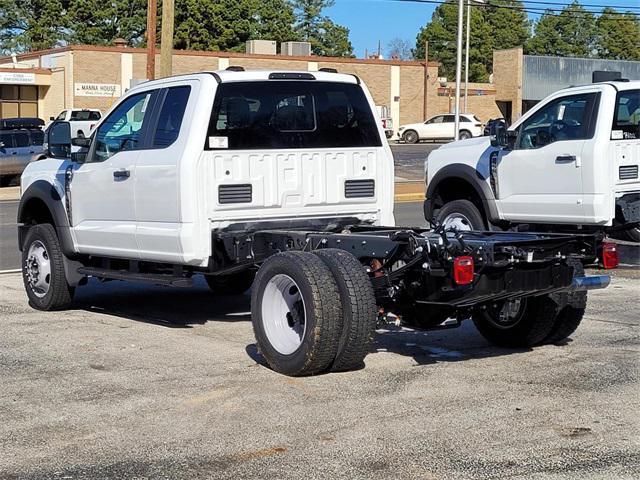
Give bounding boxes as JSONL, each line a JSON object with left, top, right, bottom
{"left": 0, "top": 85, "right": 38, "bottom": 119}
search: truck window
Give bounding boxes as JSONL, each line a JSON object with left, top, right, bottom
{"left": 29, "top": 129, "right": 44, "bottom": 146}
{"left": 56, "top": 111, "right": 67, "bottom": 120}
{"left": 612, "top": 90, "right": 639, "bottom": 140}
{"left": 207, "top": 81, "right": 381, "bottom": 149}
{"left": 89, "top": 111, "right": 101, "bottom": 121}
{"left": 91, "top": 91, "right": 154, "bottom": 162}
{"left": 152, "top": 86, "right": 190, "bottom": 148}
{"left": 0, "top": 131, "right": 14, "bottom": 149}
{"left": 517, "top": 93, "right": 598, "bottom": 149}
{"left": 70, "top": 111, "right": 93, "bottom": 121}
{"left": 13, "top": 131, "right": 30, "bottom": 148}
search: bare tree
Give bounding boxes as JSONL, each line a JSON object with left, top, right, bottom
{"left": 387, "top": 38, "right": 412, "bottom": 60}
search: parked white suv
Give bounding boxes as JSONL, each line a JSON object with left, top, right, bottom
{"left": 425, "top": 81, "right": 640, "bottom": 241}
{"left": 399, "top": 113, "right": 483, "bottom": 143}
{"left": 48, "top": 109, "right": 102, "bottom": 138}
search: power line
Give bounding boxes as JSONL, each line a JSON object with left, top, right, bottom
{"left": 521, "top": 0, "right": 640, "bottom": 11}
{"left": 388, "top": 0, "right": 640, "bottom": 20}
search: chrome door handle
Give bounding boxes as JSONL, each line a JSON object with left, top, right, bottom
{"left": 113, "top": 169, "right": 130, "bottom": 179}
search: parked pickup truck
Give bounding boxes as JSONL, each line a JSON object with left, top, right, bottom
{"left": 48, "top": 108, "right": 102, "bottom": 139}
{"left": 425, "top": 81, "right": 640, "bottom": 241}
{"left": 18, "top": 69, "right": 613, "bottom": 376}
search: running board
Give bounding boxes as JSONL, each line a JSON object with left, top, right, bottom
{"left": 76, "top": 267, "right": 193, "bottom": 288}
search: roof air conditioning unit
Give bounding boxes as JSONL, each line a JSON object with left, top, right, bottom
{"left": 281, "top": 41, "right": 312, "bottom": 57}
{"left": 246, "top": 40, "right": 277, "bottom": 55}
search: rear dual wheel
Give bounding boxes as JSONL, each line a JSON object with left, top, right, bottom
{"left": 250, "top": 250, "right": 376, "bottom": 376}
{"left": 473, "top": 259, "right": 587, "bottom": 347}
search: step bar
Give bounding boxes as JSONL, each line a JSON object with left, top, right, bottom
{"left": 77, "top": 267, "right": 193, "bottom": 288}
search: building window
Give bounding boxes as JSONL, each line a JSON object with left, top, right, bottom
{"left": 0, "top": 85, "right": 38, "bottom": 119}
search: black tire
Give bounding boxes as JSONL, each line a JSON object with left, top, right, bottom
{"left": 436, "top": 199, "right": 485, "bottom": 230}
{"left": 314, "top": 249, "right": 377, "bottom": 372}
{"left": 545, "top": 259, "right": 587, "bottom": 344}
{"left": 473, "top": 295, "right": 559, "bottom": 348}
{"left": 402, "top": 130, "right": 419, "bottom": 144}
{"left": 620, "top": 227, "right": 640, "bottom": 243}
{"left": 205, "top": 269, "right": 255, "bottom": 295}
{"left": 458, "top": 130, "right": 472, "bottom": 140}
{"left": 21, "top": 224, "right": 74, "bottom": 311}
{"left": 251, "top": 251, "right": 343, "bottom": 376}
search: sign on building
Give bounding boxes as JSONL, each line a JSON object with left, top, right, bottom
{"left": 0, "top": 71, "right": 36, "bottom": 84}
{"left": 74, "top": 83, "right": 121, "bottom": 97}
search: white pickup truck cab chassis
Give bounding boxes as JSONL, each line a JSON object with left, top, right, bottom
{"left": 18, "top": 69, "right": 612, "bottom": 376}
{"left": 425, "top": 81, "right": 640, "bottom": 242}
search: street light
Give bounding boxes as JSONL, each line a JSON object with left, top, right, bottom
{"left": 453, "top": 0, "right": 464, "bottom": 140}
{"left": 464, "top": 0, "right": 484, "bottom": 113}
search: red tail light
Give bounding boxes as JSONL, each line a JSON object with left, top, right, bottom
{"left": 453, "top": 255, "right": 474, "bottom": 285}
{"left": 381, "top": 119, "right": 387, "bottom": 129}
{"left": 602, "top": 242, "right": 619, "bottom": 269}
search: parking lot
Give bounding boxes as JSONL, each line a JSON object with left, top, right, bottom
{"left": 1, "top": 264, "right": 638, "bottom": 479}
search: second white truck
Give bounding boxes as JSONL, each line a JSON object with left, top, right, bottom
{"left": 425, "top": 81, "right": 640, "bottom": 241}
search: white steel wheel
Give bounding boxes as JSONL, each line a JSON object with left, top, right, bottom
{"left": 442, "top": 212, "right": 473, "bottom": 231}
{"left": 261, "top": 274, "right": 307, "bottom": 355}
{"left": 25, "top": 240, "right": 52, "bottom": 298}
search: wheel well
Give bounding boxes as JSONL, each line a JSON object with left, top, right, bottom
{"left": 20, "top": 197, "right": 55, "bottom": 226}
{"left": 431, "top": 177, "right": 486, "bottom": 219}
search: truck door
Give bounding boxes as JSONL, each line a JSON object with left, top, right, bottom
{"left": 70, "top": 90, "right": 157, "bottom": 257}
{"left": 495, "top": 92, "right": 599, "bottom": 224}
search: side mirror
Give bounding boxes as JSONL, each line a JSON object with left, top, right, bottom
{"left": 72, "top": 137, "right": 92, "bottom": 147}
{"left": 45, "top": 121, "right": 72, "bottom": 159}
{"left": 490, "top": 123, "right": 508, "bottom": 148}
{"left": 49, "top": 116, "right": 55, "bottom": 121}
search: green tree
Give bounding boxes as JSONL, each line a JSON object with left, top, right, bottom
{"left": 414, "top": 0, "right": 493, "bottom": 82}
{"left": 291, "top": 0, "right": 353, "bottom": 57}
{"left": 173, "top": 0, "right": 297, "bottom": 51}
{"left": 67, "top": 0, "right": 147, "bottom": 46}
{"left": 483, "top": 0, "right": 530, "bottom": 53}
{"left": 596, "top": 8, "right": 640, "bottom": 61}
{"left": 526, "top": 1, "right": 597, "bottom": 57}
{"left": 0, "top": 0, "right": 67, "bottom": 53}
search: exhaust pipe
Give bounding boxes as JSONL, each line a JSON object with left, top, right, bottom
{"left": 567, "top": 275, "right": 611, "bottom": 292}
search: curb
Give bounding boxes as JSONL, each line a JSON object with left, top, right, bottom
{"left": 394, "top": 193, "right": 425, "bottom": 203}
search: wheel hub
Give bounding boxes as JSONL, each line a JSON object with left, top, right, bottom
{"left": 442, "top": 212, "right": 473, "bottom": 231}
{"left": 24, "top": 240, "right": 51, "bottom": 298}
{"left": 487, "top": 299, "right": 525, "bottom": 329}
{"left": 261, "top": 274, "right": 307, "bottom": 355}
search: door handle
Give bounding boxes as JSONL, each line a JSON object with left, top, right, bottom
{"left": 113, "top": 169, "right": 130, "bottom": 179}
{"left": 555, "top": 155, "right": 576, "bottom": 163}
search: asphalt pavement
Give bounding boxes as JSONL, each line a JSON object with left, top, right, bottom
{"left": 0, "top": 266, "right": 638, "bottom": 479}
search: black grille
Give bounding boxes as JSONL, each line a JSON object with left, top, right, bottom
{"left": 345, "top": 179, "right": 375, "bottom": 198}
{"left": 619, "top": 165, "right": 638, "bottom": 180}
{"left": 218, "top": 184, "right": 252, "bottom": 204}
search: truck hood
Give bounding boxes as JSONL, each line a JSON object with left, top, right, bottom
{"left": 435, "top": 136, "right": 491, "bottom": 151}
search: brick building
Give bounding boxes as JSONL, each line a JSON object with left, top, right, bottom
{"left": 0, "top": 44, "right": 505, "bottom": 135}
{"left": 3, "top": 44, "right": 636, "bottom": 133}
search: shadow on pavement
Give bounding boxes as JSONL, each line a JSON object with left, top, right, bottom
{"left": 72, "top": 277, "right": 251, "bottom": 328}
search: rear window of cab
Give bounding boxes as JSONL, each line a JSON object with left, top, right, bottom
{"left": 612, "top": 89, "right": 639, "bottom": 140}
{"left": 207, "top": 81, "right": 382, "bottom": 150}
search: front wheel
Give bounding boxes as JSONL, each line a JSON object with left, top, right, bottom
{"left": 402, "top": 130, "right": 419, "bottom": 144}
{"left": 436, "top": 199, "right": 485, "bottom": 231}
{"left": 21, "top": 224, "right": 74, "bottom": 310}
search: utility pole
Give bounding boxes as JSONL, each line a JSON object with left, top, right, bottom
{"left": 146, "top": 0, "right": 156, "bottom": 80}
{"left": 160, "top": 0, "right": 174, "bottom": 78}
{"left": 454, "top": 0, "right": 464, "bottom": 139}
{"left": 423, "top": 40, "right": 429, "bottom": 120}
{"left": 464, "top": 0, "right": 470, "bottom": 113}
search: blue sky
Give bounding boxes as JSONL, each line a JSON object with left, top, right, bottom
{"left": 325, "top": 0, "right": 640, "bottom": 59}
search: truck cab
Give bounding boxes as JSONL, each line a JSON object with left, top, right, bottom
{"left": 425, "top": 81, "right": 640, "bottom": 240}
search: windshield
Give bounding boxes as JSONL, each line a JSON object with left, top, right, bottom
{"left": 612, "top": 90, "right": 639, "bottom": 140}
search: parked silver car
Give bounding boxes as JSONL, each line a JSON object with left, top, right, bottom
{"left": 0, "top": 118, "right": 45, "bottom": 187}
